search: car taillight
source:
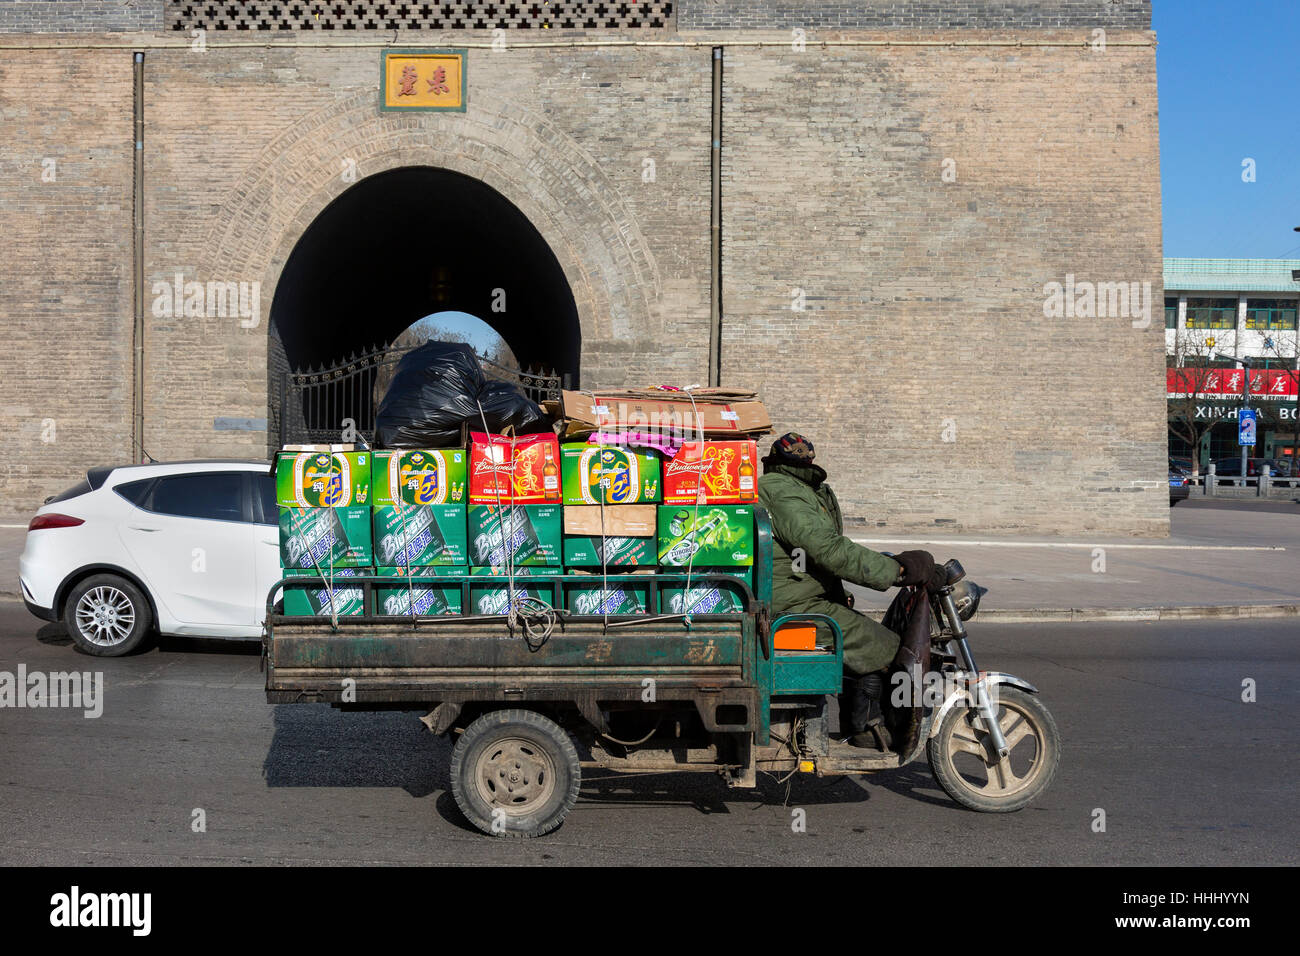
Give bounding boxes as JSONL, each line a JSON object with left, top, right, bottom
{"left": 28, "top": 513, "right": 85, "bottom": 531}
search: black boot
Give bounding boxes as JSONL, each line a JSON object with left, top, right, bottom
{"left": 843, "top": 671, "right": 893, "bottom": 752}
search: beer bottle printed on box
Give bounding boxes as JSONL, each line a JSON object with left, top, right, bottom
{"left": 374, "top": 449, "right": 467, "bottom": 506}
{"left": 469, "top": 567, "right": 552, "bottom": 615}
{"left": 657, "top": 505, "right": 754, "bottom": 567}
{"left": 372, "top": 504, "right": 468, "bottom": 568}
{"left": 375, "top": 567, "right": 464, "bottom": 617}
{"left": 660, "top": 568, "right": 752, "bottom": 615}
{"left": 468, "top": 433, "right": 562, "bottom": 504}
{"left": 560, "top": 443, "right": 661, "bottom": 505}
{"left": 567, "top": 582, "right": 649, "bottom": 616}
{"left": 467, "top": 504, "right": 563, "bottom": 567}
{"left": 275, "top": 451, "right": 371, "bottom": 508}
{"left": 283, "top": 567, "right": 368, "bottom": 617}
{"left": 662, "top": 441, "right": 759, "bottom": 505}
{"left": 279, "top": 506, "right": 374, "bottom": 569}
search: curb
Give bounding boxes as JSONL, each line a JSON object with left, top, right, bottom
{"left": 858, "top": 604, "right": 1300, "bottom": 623}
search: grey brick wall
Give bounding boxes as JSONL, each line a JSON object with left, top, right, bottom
{"left": 0, "top": 1, "right": 163, "bottom": 33}
{"left": 680, "top": 1, "right": 1151, "bottom": 30}
{"left": 0, "top": 29, "right": 1167, "bottom": 534}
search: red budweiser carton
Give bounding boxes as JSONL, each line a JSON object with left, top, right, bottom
{"left": 662, "top": 440, "right": 759, "bottom": 505}
{"left": 468, "top": 432, "right": 562, "bottom": 504}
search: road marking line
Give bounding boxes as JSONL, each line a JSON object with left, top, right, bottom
{"left": 850, "top": 539, "right": 1284, "bottom": 551}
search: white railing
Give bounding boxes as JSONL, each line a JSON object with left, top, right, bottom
{"left": 1183, "top": 465, "right": 1300, "bottom": 497}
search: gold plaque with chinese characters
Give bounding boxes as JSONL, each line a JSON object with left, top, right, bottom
{"left": 381, "top": 50, "right": 467, "bottom": 112}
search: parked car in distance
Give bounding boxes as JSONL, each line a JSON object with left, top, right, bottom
{"left": 1169, "top": 468, "right": 1191, "bottom": 506}
{"left": 19, "top": 460, "right": 281, "bottom": 656}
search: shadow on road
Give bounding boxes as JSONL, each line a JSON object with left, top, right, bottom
{"left": 263, "top": 705, "right": 447, "bottom": 798}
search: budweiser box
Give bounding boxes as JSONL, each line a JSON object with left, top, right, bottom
{"left": 373, "top": 449, "right": 467, "bottom": 506}
{"left": 658, "top": 568, "right": 753, "bottom": 616}
{"left": 657, "top": 505, "right": 754, "bottom": 567}
{"left": 372, "top": 504, "right": 468, "bottom": 568}
{"left": 467, "top": 504, "right": 562, "bottom": 567}
{"left": 662, "top": 441, "right": 758, "bottom": 505}
{"left": 283, "top": 567, "right": 368, "bottom": 617}
{"left": 468, "top": 432, "right": 562, "bottom": 504}
{"left": 566, "top": 575, "right": 650, "bottom": 616}
{"left": 375, "top": 566, "right": 465, "bottom": 617}
{"left": 469, "top": 566, "right": 557, "bottom": 616}
{"left": 275, "top": 451, "right": 372, "bottom": 508}
{"left": 563, "top": 534, "right": 656, "bottom": 568}
{"left": 560, "top": 443, "right": 660, "bottom": 504}
{"left": 279, "top": 506, "right": 373, "bottom": 569}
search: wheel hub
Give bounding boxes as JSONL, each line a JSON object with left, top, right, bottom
{"left": 75, "top": 586, "right": 135, "bottom": 646}
{"left": 475, "top": 738, "right": 556, "bottom": 814}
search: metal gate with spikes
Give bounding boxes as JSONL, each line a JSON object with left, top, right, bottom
{"left": 274, "top": 343, "right": 565, "bottom": 447}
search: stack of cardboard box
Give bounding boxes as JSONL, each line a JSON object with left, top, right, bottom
{"left": 275, "top": 387, "right": 770, "bottom": 619}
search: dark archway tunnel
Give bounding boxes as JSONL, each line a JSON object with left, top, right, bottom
{"left": 267, "top": 166, "right": 581, "bottom": 444}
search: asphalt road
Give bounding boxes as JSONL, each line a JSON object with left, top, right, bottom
{"left": 1, "top": 602, "right": 1295, "bottom": 866}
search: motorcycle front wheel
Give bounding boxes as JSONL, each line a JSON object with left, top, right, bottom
{"left": 927, "top": 686, "right": 1060, "bottom": 813}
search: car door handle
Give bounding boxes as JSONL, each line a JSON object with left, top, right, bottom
{"left": 129, "top": 525, "right": 161, "bottom": 532}
{"left": 261, "top": 537, "right": 278, "bottom": 546}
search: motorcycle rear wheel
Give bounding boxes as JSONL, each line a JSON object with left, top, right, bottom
{"left": 927, "top": 686, "right": 1060, "bottom": 813}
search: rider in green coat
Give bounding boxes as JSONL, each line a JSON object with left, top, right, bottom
{"left": 757, "top": 433, "right": 945, "bottom": 750}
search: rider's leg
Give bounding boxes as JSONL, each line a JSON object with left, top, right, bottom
{"left": 787, "top": 599, "right": 900, "bottom": 751}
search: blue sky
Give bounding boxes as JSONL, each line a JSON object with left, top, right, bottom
{"left": 1157, "top": 0, "right": 1300, "bottom": 258}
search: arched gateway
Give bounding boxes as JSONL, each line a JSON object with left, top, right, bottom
{"left": 267, "top": 167, "right": 581, "bottom": 447}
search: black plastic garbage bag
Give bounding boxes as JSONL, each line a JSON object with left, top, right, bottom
{"left": 478, "top": 378, "right": 549, "bottom": 437}
{"left": 375, "top": 341, "right": 549, "bottom": 448}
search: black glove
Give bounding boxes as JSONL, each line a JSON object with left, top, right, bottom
{"left": 893, "top": 550, "right": 937, "bottom": 587}
{"left": 924, "top": 564, "right": 949, "bottom": 593}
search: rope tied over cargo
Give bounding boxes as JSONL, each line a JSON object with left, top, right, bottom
{"left": 476, "top": 398, "right": 557, "bottom": 649}
{"left": 286, "top": 506, "right": 340, "bottom": 631}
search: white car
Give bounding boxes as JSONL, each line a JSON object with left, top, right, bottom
{"left": 20, "top": 460, "right": 284, "bottom": 656}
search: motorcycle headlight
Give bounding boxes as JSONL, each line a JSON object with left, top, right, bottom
{"left": 951, "top": 579, "right": 987, "bottom": 621}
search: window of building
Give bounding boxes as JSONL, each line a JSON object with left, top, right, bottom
{"left": 1165, "top": 296, "right": 1179, "bottom": 330}
{"left": 1185, "top": 297, "right": 1239, "bottom": 330}
{"left": 1245, "top": 298, "right": 1298, "bottom": 331}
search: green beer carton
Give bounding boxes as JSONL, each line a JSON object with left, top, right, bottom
{"left": 279, "top": 506, "right": 373, "bottom": 569}
{"left": 372, "top": 504, "right": 468, "bottom": 568}
{"left": 373, "top": 449, "right": 467, "bottom": 506}
{"left": 283, "top": 567, "right": 368, "bottom": 617}
{"left": 566, "top": 576, "right": 650, "bottom": 616}
{"left": 656, "top": 505, "right": 754, "bottom": 567}
{"left": 468, "top": 566, "right": 556, "bottom": 615}
{"left": 375, "top": 566, "right": 465, "bottom": 617}
{"left": 560, "top": 443, "right": 661, "bottom": 505}
{"left": 275, "top": 451, "right": 371, "bottom": 508}
{"left": 467, "top": 504, "right": 562, "bottom": 567}
{"left": 658, "top": 568, "right": 752, "bottom": 615}
{"left": 562, "top": 534, "right": 656, "bottom": 567}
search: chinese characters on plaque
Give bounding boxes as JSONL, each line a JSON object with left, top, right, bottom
{"left": 382, "top": 50, "right": 466, "bottom": 111}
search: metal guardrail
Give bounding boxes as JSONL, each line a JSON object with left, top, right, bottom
{"left": 1182, "top": 466, "right": 1300, "bottom": 497}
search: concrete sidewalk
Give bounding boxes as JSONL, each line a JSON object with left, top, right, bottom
{"left": 3, "top": 499, "right": 1299, "bottom": 621}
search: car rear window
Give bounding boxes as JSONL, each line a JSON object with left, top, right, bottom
{"left": 113, "top": 478, "right": 154, "bottom": 507}
{"left": 148, "top": 472, "right": 246, "bottom": 523}
{"left": 253, "top": 473, "right": 276, "bottom": 525}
